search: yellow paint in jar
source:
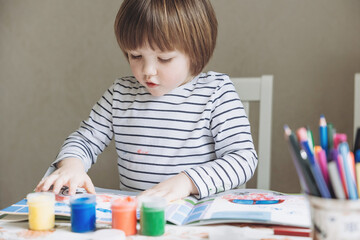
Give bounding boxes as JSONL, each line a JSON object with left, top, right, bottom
{"left": 27, "top": 192, "right": 55, "bottom": 230}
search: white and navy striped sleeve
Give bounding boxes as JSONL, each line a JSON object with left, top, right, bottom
{"left": 50, "top": 84, "right": 115, "bottom": 172}
{"left": 184, "top": 76, "right": 258, "bottom": 198}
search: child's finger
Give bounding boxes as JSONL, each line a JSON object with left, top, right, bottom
{"left": 83, "top": 178, "right": 96, "bottom": 194}
{"left": 35, "top": 179, "right": 46, "bottom": 192}
{"left": 141, "top": 188, "right": 168, "bottom": 199}
{"left": 52, "top": 178, "right": 67, "bottom": 194}
{"left": 38, "top": 174, "right": 59, "bottom": 192}
{"left": 68, "top": 180, "right": 80, "bottom": 195}
{"left": 139, "top": 188, "right": 156, "bottom": 197}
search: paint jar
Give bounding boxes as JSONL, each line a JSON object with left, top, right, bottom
{"left": 111, "top": 196, "right": 137, "bottom": 235}
{"left": 308, "top": 195, "right": 360, "bottom": 240}
{"left": 70, "top": 194, "right": 96, "bottom": 233}
{"left": 27, "top": 192, "right": 55, "bottom": 231}
{"left": 140, "top": 196, "right": 166, "bottom": 236}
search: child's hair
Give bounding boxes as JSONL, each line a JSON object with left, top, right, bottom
{"left": 114, "top": 0, "right": 218, "bottom": 76}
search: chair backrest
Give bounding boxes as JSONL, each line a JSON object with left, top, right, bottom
{"left": 232, "top": 76, "right": 273, "bottom": 190}
{"left": 355, "top": 73, "right": 360, "bottom": 140}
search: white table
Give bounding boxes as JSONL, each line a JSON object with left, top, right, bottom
{"left": 0, "top": 215, "right": 310, "bottom": 240}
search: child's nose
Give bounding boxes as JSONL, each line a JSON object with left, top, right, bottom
{"left": 143, "top": 60, "right": 157, "bottom": 76}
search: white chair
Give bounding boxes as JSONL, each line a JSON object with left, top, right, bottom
{"left": 354, "top": 73, "right": 360, "bottom": 140}
{"left": 232, "top": 76, "right": 273, "bottom": 190}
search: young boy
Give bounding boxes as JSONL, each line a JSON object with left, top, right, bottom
{"left": 36, "top": 0, "right": 258, "bottom": 202}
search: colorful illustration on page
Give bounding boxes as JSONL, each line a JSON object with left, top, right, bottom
{"left": 222, "top": 192, "right": 285, "bottom": 205}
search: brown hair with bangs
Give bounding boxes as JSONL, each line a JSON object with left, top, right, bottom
{"left": 114, "top": 0, "right": 218, "bottom": 76}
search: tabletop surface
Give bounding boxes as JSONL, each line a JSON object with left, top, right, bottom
{"left": 0, "top": 216, "right": 311, "bottom": 240}
{"left": 0, "top": 188, "right": 311, "bottom": 239}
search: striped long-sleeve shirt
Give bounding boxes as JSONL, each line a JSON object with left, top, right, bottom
{"left": 47, "top": 71, "right": 258, "bottom": 199}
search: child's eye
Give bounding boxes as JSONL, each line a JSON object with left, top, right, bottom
{"left": 158, "top": 57, "right": 172, "bottom": 63}
{"left": 129, "top": 54, "right": 142, "bottom": 60}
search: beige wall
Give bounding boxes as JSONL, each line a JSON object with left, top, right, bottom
{"left": 1, "top": 0, "right": 360, "bottom": 209}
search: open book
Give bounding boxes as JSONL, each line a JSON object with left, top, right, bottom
{"left": 0, "top": 188, "right": 310, "bottom": 228}
{"left": 166, "top": 189, "right": 310, "bottom": 227}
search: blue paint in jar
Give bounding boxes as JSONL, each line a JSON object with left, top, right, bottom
{"left": 70, "top": 194, "right": 96, "bottom": 233}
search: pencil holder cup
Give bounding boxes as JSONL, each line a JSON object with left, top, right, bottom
{"left": 27, "top": 192, "right": 55, "bottom": 231}
{"left": 308, "top": 195, "right": 360, "bottom": 240}
{"left": 140, "top": 196, "right": 166, "bottom": 236}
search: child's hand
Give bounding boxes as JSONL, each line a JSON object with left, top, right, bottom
{"left": 35, "top": 158, "right": 95, "bottom": 195}
{"left": 138, "top": 172, "right": 198, "bottom": 203}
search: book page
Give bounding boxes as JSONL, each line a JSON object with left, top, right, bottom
{"left": 199, "top": 189, "right": 311, "bottom": 228}
{"left": 166, "top": 196, "right": 215, "bottom": 225}
{"left": 0, "top": 187, "right": 133, "bottom": 224}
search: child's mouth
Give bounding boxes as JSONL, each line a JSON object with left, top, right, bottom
{"left": 146, "top": 82, "right": 158, "bottom": 88}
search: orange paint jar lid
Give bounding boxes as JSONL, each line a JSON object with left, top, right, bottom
{"left": 111, "top": 196, "right": 137, "bottom": 211}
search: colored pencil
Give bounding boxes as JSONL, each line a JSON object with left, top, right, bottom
{"left": 356, "top": 150, "right": 360, "bottom": 195}
{"left": 319, "top": 115, "right": 328, "bottom": 155}
{"left": 273, "top": 226, "right": 311, "bottom": 238}
{"left": 307, "top": 126, "right": 315, "bottom": 153}
{"left": 338, "top": 142, "right": 358, "bottom": 199}
{"left": 283, "top": 125, "right": 320, "bottom": 196}
{"left": 349, "top": 152, "right": 359, "bottom": 197}
{"left": 334, "top": 133, "right": 347, "bottom": 149}
{"left": 231, "top": 199, "right": 283, "bottom": 205}
{"left": 297, "top": 127, "right": 331, "bottom": 198}
{"left": 328, "top": 149, "right": 346, "bottom": 199}
{"left": 315, "top": 146, "right": 329, "bottom": 186}
{"left": 335, "top": 150, "right": 349, "bottom": 198}
{"left": 327, "top": 123, "right": 334, "bottom": 153}
{"left": 354, "top": 128, "right": 360, "bottom": 153}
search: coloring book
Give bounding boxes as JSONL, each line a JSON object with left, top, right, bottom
{"left": 0, "top": 188, "right": 311, "bottom": 228}
{"left": 165, "top": 189, "right": 310, "bottom": 227}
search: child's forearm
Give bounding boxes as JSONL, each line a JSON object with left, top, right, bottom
{"left": 181, "top": 172, "right": 199, "bottom": 195}
{"left": 56, "top": 157, "right": 85, "bottom": 170}
{"left": 184, "top": 149, "right": 258, "bottom": 199}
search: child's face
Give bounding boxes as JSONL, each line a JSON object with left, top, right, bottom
{"left": 127, "top": 45, "right": 193, "bottom": 97}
